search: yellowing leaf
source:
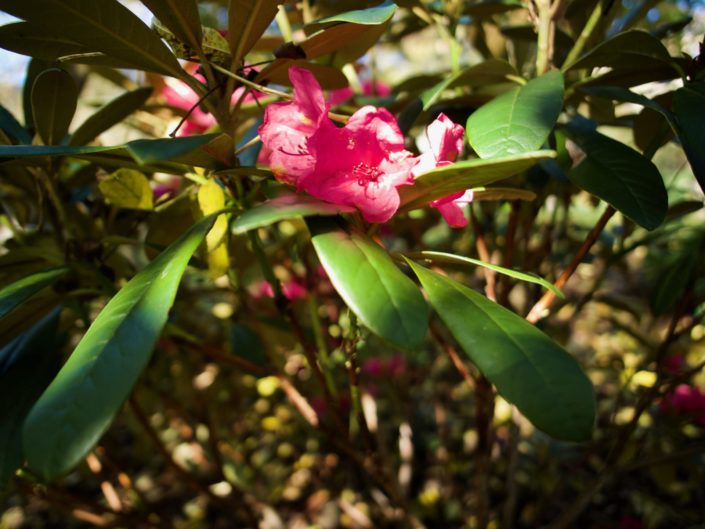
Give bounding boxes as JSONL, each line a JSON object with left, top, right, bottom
{"left": 197, "top": 179, "right": 228, "bottom": 251}
{"left": 207, "top": 241, "right": 229, "bottom": 279}
{"left": 98, "top": 168, "right": 153, "bottom": 210}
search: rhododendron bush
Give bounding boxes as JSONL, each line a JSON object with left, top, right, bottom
{"left": 0, "top": 0, "right": 704, "bottom": 527}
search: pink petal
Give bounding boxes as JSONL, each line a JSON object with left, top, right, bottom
{"left": 425, "top": 112, "right": 465, "bottom": 162}
{"left": 430, "top": 190, "right": 474, "bottom": 228}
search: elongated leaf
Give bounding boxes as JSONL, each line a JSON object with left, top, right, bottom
{"left": 0, "top": 311, "right": 61, "bottom": 488}
{"left": 0, "top": 267, "right": 69, "bottom": 319}
{"left": 233, "top": 194, "right": 355, "bottom": 234}
{"left": 464, "top": 0, "right": 525, "bottom": 17}
{"left": 306, "top": 1, "right": 397, "bottom": 31}
{"left": 309, "top": 219, "right": 428, "bottom": 350}
{"left": 672, "top": 81, "right": 705, "bottom": 193}
{"left": 0, "top": 104, "right": 31, "bottom": 144}
{"left": 69, "top": 87, "right": 153, "bottom": 146}
{"left": 564, "top": 29, "right": 674, "bottom": 72}
{"left": 409, "top": 251, "right": 563, "bottom": 297}
{"left": 0, "top": 0, "right": 184, "bottom": 77}
{"left": 467, "top": 70, "right": 564, "bottom": 158}
{"left": 0, "top": 21, "right": 88, "bottom": 61}
{"left": 399, "top": 151, "right": 554, "bottom": 212}
{"left": 562, "top": 121, "right": 667, "bottom": 230}
{"left": 228, "top": 0, "right": 279, "bottom": 64}
{"left": 31, "top": 68, "right": 78, "bottom": 146}
{"left": 23, "top": 216, "right": 215, "bottom": 480}
{"left": 408, "top": 261, "right": 595, "bottom": 441}
{"left": 0, "top": 134, "right": 217, "bottom": 166}
{"left": 141, "top": 0, "right": 202, "bottom": 51}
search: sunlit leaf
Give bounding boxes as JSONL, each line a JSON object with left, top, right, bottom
{"left": 227, "top": 0, "right": 279, "bottom": 64}
{"left": 0, "top": 267, "right": 69, "bottom": 320}
{"left": 232, "top": 194, "right": 355, "bottom": 234}
{"left": 31, "top": 68, "right": 78, "bottom": 145}
{"left": 309, "top": 218, "right": 428, "bottom": 350}
{"left": 98, "top": 169, "right": 153, "bottom": 210}
{"left": 141, "top": 0, "right": 202, "bottom": 51}
{"left": 399, "top": 151, "right": 554, "bottom": 212}
{"left": 197, "top": 179, "right": 228, "bottom": 251}
{"left": 467, "top": 70, "right": 564, "bottom": 158}
{"left": 407, "top": 261, "right": 595, "bottom": 442}
{"left": 22, "top": 215, "right": 215, "bottom": 480}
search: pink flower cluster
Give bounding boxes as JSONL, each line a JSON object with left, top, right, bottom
{"left": 660, "top": 384, "right": 705, "bottom": 426}
{"left": 259, "top": 66, "right": 473, "bottom": 226}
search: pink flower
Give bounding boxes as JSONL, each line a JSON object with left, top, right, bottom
{"left": 259, "top": 66, "right": 417, "bottom": 223}
{"left": 660, "top": 384, "right": 705, "bottom": 426}
{"left": 251, "top": 279, "right": 307, "bottom": 301}
{"left": 412, "top": 113, "right": 473, "bottom": 228}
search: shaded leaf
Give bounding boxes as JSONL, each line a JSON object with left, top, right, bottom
{"left": 31, "top": 68, "right": 78, "bottom": 145}
{"left": 407, "top": 261, "right": 595, "bottom": 442}
{"left": 672, "top": 81, "right": 705, "bottom": 194}
{"left": 467, "top": 70, "right": 564, "bottom": 158}
{"left": 562, "top": 120, "right": 667, "bottom": 230}
{"left": 399, "top": 151, "right": 555, "bottom": 212}
{"left": 227, "top": 0, "right": 279, "bottom": 64}
{"left": 309, "top": 218, "right": 428, "bottom": 350}
{"left": 22, "top": 215, "right": 215, "bottom": 480}
{"left": 69, "top": 87, "right": 153, "bottom": 146}
{"left": 141, "top": 0, "right": 202, "bottom": 51}
{"left": 0, "top": 0, "right": 184, "bottom": 77}
{"left": 0, "top": 311, "right": 61, "bottom": 488}
{"left": 0, "top": 267, "right": 69, "bottom": 320}
{"left": 99, "top": 169, "right": 153, "bottom": 210}
{"left": 464, "top": 0, "right": 525, "bottom": 16}
{"left": 232, "top": 194, "right": 355, "bottom": 234}
{"left": 0, "top": 104, "right": 32, "bottom": 144}
{"left": 0, "top": 21, "right": 88, "bottom": 61}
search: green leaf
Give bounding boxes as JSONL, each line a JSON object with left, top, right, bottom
{"left": 0, "top": 104, "right": 32, "bottom": 144}
{"left": 562, "top": 120, "right": 667, "bottom": 230}
{"left": 309, "top": 218, "right": 428, "bottom": 350}
{"left": 125, "top": 134, "right": 217, "bottom": 165}
{"left": 0, "top": 0, "right": 184, "bottom": 77}
{"left": 409, "top": 251, "right": 563, "bottom": 298}
{"left": 31, "top": 68, "right": 78, "bottom": 145}
{"left": 399, "top": 150, "right": 555, "bottom": 212}
{"left": 0, "top": 267, "right": 69, "bottom": 319}
{"left": 0, "top": 21, "right": 88, "bottom": 61}
{"left": 672, "top": 81, "right": 705, "bottom": 194}
{"left": 0, "top": 311, "right": 61, "bottom": 488}
{"left": 307, "top": 1, "right": 397, "bottom": 31}
{"left": 463, "top": 0, "right": 525, "bottom": 17}
{"left": 227, "top": 0, "right": 279, "bottom": 64}
{"left": 99, "top": 168, "right": 154, "bottom": 210}
{"left": 141, "top": 0, "right": 202, "bottom": 52}
{"left": 407, "top": 261, "right": 595, "bottom": 441}
{"left": 232, "top": 194, "right": 355, "bottom": 234}
{"left": 467, "top": 70, "right": 564, "bottom": 159}
{"left": 564, "top": 29, "right": 675, "bottom": 72}
{"left": 69, "top": 87, "right": 153, "bottom": 146}
{"left": 22, "top": 215, "right": 216, "bottom": 480}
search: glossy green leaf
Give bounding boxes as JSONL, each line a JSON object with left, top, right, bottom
{"left": 141, "top": 0, "right": 202, "bottom": 51}
{"left": 407, "top": 261, "right": 595, "bottom": 441}
{"left": 0, "top": 267, "right": 69, "bottom": 319}
{"left": 672, "top": 81, "right": 705, "bottom": 194}
{"left": 22, "top": 215, "right": 215, "bottom": 480}
{"left": 0, "top": 104, "right": 31, "bottom": 144}
{"left": 309, "top": 219, "right": 428, "bottom": 350}
{"left": 0, "top": 311, "right": 61, "bottom": 488}
{"left": 99, "top": 169, "right": 153, "bottom": 210}
{"left": 562, "top": 121, "right": 667, "bottom": 230}
{"left": 69, "top": 87, "right": 153, "bottom": 146}
{"left": 409, "top": 251, "right": 563, "bottom": 298}
{"left": 564, "top": 29, "right": 674, "bottom": 72}
{"left": 307, "top": 1, "right": 396, "bottom": 30}
{"left": 467, "top": 70, "right": 564, "bottom": 158}
{"left": 31, "top": 68, "right": 78, "bottom": 145}
{"left": 0, "top": 0, "right": 184, "bottom": 77}
{"left": 232, "top": 194, "right": 355, "bottom": 234}
{"left": 399, "top": 150, "right": 555, "bottom": 212}
{"left": 227, "top": 0, "right": 279, "bottom": 64}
